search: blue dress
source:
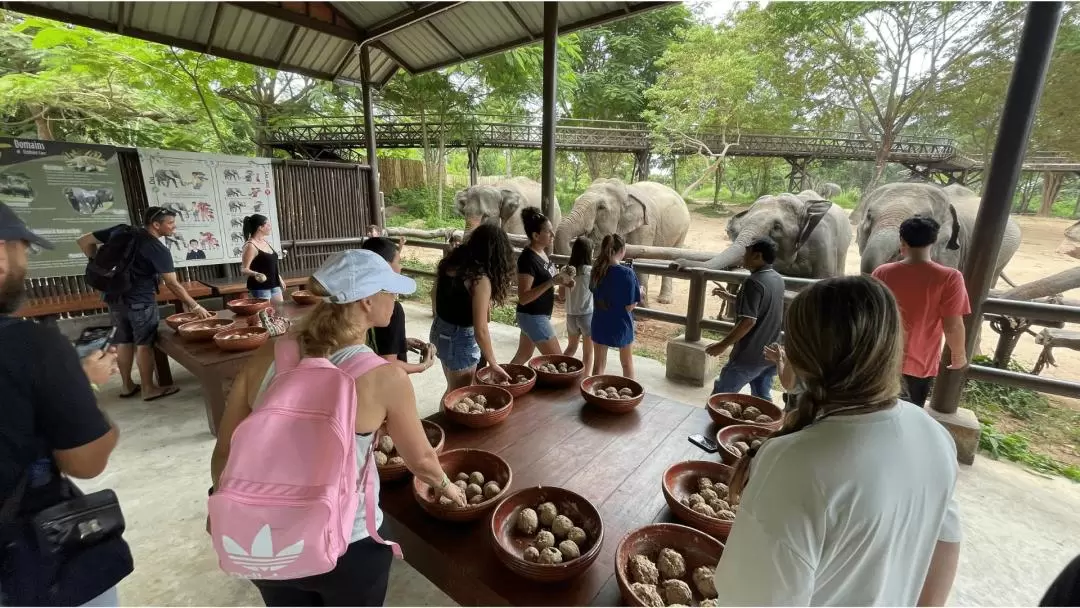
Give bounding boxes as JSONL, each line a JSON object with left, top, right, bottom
{"left": 590, "top": 265, "right": 641, "bottom": 348}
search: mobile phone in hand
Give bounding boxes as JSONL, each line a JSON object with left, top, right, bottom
{"left": 688, "top": 433, "right": 718, "bottom": 453}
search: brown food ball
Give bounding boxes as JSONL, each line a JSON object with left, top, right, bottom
{"left": 438, "top": 495, "right": 453, "bottom": 506}
{"left": 726, "top": 401, "right": 744, "bottom": 418}
{"left": 567, "top": 526, "right": 587, "bottom": 545}
{"left": 535, "top": 530, "right": 556, "bottom": 550}
{"left": 699, "top": 488, "right": 719, "bottom": 503}
{"left": 456, "top": 472, "right": 469, "bottom": 482}
{"left": 693, "top": 565, "right": 718, "bottom": 599}
{"left": 468, "top": 471, "right": 485, "bottom": 485}
{"left": 708, "top": 499, "right": 730, "bottom": 513}
{"left": 454, "top": 480, "right": 468, "bottom": 492}
{"left": 713, "top": 483, "right": 729, "bottom": 499}
{"left": 629, "top": 554, "right": 659, "bottom": 585}
{"left": 558, "top": 539, "right": 580, "bottom": 560}
{"left": 465, "top": 484, "right": 483, "bottom": 499}
{"left": 551, "top": 514, "right": 574, "bottom": 538}
{"left": 538, "top": 546, "right": 563, "bottom": 564}
{"left": 483, "top": 481, "right": 502, "bottom": 499}
{"left": 662, "top": 579, "right": 693, "bottom": 605}
{"left": 630, "top": 583, "right": 664, "bottom": 608}
{"left": 475, "top": 394, "right": 488, "bottom": 406}
{"left": 388, "top": 456, "right": 404, "bottom": 465}
{"left": 742, "top": 405, "right": 762, "bottom": 420}
{"left": 537, "top": 502, "right": 558, "bottom": 527}
{"left": 692, "top": 502, "right": 717, "bottom": 518}
{"left": 716, "top": 509, "right": 736, "bottom": 521}
{"left": 618, "top": 387, "right": 634, "bottom": 397}
{"left": 523, "top": 546, "right": 540, "bottom": 562}
{"left": 377, "top": 435, "right": 394, "bottom": 454}
{"left": 515, "top": 374, "right": 528, "bottom": 383}
{"left": 697, "top": 477, "right": 714, "bottom": 492}
{"left": 755, "top": 414, "right": 773, "bottom": 424}
{"left": 517, "top": 508, "right": 539, "bottom": 535}
{"left": 485, "top": 408, "right": 496, "bottom": 413}
{"left": 656, "top": 548, "right": 686, "bottom": 579}
{"left": 468, "top": 494, "right": 484, "bottom": 505}
{"left": 374, "top": 451, "right": 388, "bottom": 466}
{"left": 750, "top": 439, "right": 763, "bottom": 449}
{"left": 700, "top": 600, "right": 719, "bottom": 607}
{"left": 732, "top": 441, "right": 750, "bottom": 455}
{"left": 687, "top": 493, "right": 705, "bottom": 506}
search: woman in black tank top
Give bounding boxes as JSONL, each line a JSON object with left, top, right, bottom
{"left": 240, "top": 214, "right": 284, "bottom": 302}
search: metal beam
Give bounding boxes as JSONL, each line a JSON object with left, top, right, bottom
{"left": 357, "top": 2, "right": 465, "bottom": 44}
{"left": 116, "top": 2, "right": 127, "bottom": 34}
{"left": 277, "top": 25, "right": 301, "bottom": 69}
{"left": 360, "top": 46, "right": 384, "bottom": 227}
{"left": 931, "top": 2, "right": 1064, "bottom": 415}
{"left": 228, "top": 2, "right": 360, "bottom": 40}
{"left": 205, "top": 3, "right": 223, "bottom": 53}
{"left": 425, "top": 21, "right": 464, "bottom": 61}
{"left": 504, "top": 2, "right": 535, "bottom": 40}
{"left": 540, "top": 1, "right": 559, "bottom": 221}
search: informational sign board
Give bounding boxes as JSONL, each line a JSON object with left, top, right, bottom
{"left": 137, "top": 148, "right": 281, "bottom": 267}
{"left": 0, "top": 137, "right": 131, "bottom": 277}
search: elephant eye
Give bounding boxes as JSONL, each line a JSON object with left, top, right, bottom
{"left": 773, "top": 220, "right": 782, "bottom": 231}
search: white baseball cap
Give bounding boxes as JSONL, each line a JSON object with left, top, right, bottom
{"left": 312, "top": 249, "right": 416, "bottom": 304}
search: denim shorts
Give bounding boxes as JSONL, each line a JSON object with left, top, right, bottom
{"left": 430, "top": 317, "right": 480, "bottom": 372}
{"left": 250, "top": 286, "right": 283, "bottom": 299}
{"left": 108, "top": 301, "right": 159, "bottom": 346}
{"left": 516, "top": 312, "right": 556, "bottom": 343}
{"left": 566, "top": 313, "right": 592, "bottom": 338}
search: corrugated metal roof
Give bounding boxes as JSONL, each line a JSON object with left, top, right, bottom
{"left": 3, "top": 1, "right": 674, "bottom": 86}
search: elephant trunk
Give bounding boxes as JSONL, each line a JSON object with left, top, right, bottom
{"left": 554, "top": 201, "right": 593, "bottom": 255}
{"left": 860, "top": 228, "right": 902, "bottom": 274}
{"left": 701, "top": 232, "right": 756, "bottom": 271}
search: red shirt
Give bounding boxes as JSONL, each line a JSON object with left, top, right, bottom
{"left": 872, "top": 261, "right": 971, "bottom": 378}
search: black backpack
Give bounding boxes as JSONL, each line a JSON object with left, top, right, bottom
{"left": 84, "top": 226, "right": 141, "bottom": 295}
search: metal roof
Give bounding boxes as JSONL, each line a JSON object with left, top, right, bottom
{"left": 2, "top": 1, "right": 674, "bottom": 86}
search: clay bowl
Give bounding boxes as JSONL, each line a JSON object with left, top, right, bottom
{"left": 213, "top": 326, "right": 269, "bottom": 352}
{"left": 715, "top": 424, "right": 774, "bottom": 466}
{"left": 377, "top": 420, "right": 445, "bottom": 482}
{"left": 662, "top": 460, "right": 736, "bottom": 541}
{"left": 527, "top": 354, "right": 586, "bottom": 387}
{"left": 177, "top": 318, "right": 236, "bottom": 342}
{"left": 615, "top": 523, "right": 725, "bottom": 607}
{"left": 413, "top": 448, "right": 512, "bottom": 522}
{"left": 442, "top": 385, "right": 514, "bottom": 428}
{"left": 706, "top": 393, "right": 783, "bottom": 430}
{"left": 475, "top": 363, "right": 537, "bottom": 397}
{"left": 165, "top": 310, "right": 215, "bottom": 331}
{"left": 291, "top": 290, "right": 320, "bottom": 306}
{"left": 226, "top": 297, "right": 272, "bottom": 317}
{"left": 490, "top": 485, "right": 604, "bottom": 582}
{"left": 580, "top": 375, "right": 644, "bottom": 414}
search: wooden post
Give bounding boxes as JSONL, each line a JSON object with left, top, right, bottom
{"left": 360, "top": 46, "right": 383, "bottom": 228}
{"left": 540, "top": 2, "right": 559, "bottom": 220}
{"left": 686, "top": 269, "right": 706, "bottom": 342}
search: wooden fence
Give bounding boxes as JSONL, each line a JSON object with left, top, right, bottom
{"left": 379, "top": 157, "right": 425, "bottom": 192}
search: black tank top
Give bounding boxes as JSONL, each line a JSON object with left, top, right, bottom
{"left": 246, "top": 241, "right": 279, "bottom": 290}
{"left": 435, "top": 272, "right": 474, "bottom": 327}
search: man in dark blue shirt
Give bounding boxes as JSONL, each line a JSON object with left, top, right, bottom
{"left": 77, "top": 206, "right": 211, "bottom": 401}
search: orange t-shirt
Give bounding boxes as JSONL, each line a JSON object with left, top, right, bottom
{"left": 872, "top": 261, "right": 971, "bottom": 379}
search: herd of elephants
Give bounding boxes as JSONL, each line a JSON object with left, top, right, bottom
{"left": 454, "top": 177, "right": 1035, "bottom": 304}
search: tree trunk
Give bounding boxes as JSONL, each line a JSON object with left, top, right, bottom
{"left": 1001, "top": 267, "right": 1080, "bottom": 301}
{"left": 1072, "top": 190, "right": 1080, "bottom": 218}
{"left": 420, "top": 107, "right": 431, "bottom": 187}
{"left": 504, "top": 149, "right": 512, "bottom": 177}
{"left": 671, "top": 155, "right": 678, "bottom": 192}
{"left": 713, "top": 162, "right": 722, "bottom": 206}
{"left": 436, "top": 130, "right": 446, "bottom": 218}
{"left": 1038, "top": 172, "right": 1064, "bottom": 217}
{"left": 681, "top": 155, "right": 725, "bottom": 199}
{"left": 32, "top": 105, "right": 54, "bottom": 140}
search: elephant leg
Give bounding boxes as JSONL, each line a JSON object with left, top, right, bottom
{"left": 635, "top": 269, "right": 649, "bottom": 306}
{"left": 658, "top": 276, "right": 674, "bottom": 304}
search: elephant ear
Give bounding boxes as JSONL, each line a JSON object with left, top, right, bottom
{"left": 453, "top": 190, "right": 468, "bottom": 217}
{"left": 946, "top": 205, "right": 961, "bottom": 250}
{"left": 499, "top": 188, "right": 523, "bottom": 222}
{"left": 727, "top": 209, "right": 749, "bottom": 241}
{"left": 794, "top": 200, "right": 832, "bottom": 254}
{"left": 620, "top": 189, "right": 652, "bottom": 235}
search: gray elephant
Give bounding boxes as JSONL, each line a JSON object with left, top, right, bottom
{"left": 453, "top": 176, "right": 561, "bottom": 235}
{"left": 857, "top": 182, "right": 1021, "bottom": 281}
{"left": 1059, "top": 220, "right": 1080, "bottom": 259}
{"left": 674, "top": 193, "right": 852, "bottom": 278}
{"left": 555, "top": 178, "right": 690, "bottom": 304}
{"left": 819, "top": 183, "right": 842, "bottom": 199}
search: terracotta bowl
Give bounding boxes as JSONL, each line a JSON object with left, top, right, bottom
{"left": 177, "top": 318, "right": 236, "bottom": 342}
{"left": 377, "top": 420, "right": 445, "bottom": 482}
{"left": 490, "top": 485, "right": 604, "bottom": 582}
{"left": 475, "top": 364, "right": 537, "bottom": 397}
{"left": 442, "top": 385, "right": 513, "bottom": 428}
{"left": 706, "top": 393, "right": 783, "bottom": 430}
{"left": 527, "top": 354, "right": 586, "bottom": 387}
{"left": 165, "top": 311, "right": 214, "bottom": 331}
{"left": 412, "top": 449, "right": 512, "bottom": 522}
{"left": 715, "top": 424, "right": 774, "bottom": 466}
{"left": 226, "top": 297, "right": 272, "bottom": 317}
{"left": 291, "top": 290, "right": 320, "bottom": 306}
{"left": 213, "top": 326, "right": 269, "bottom": 352}
{"left": 580, "top": 375, "right": 644, "bottom": 414}
{"left": 615, "top": 523, "right": 725, "bottom": 607}
{"left": 661, "top": 460, "right": 736, "bottom": 541}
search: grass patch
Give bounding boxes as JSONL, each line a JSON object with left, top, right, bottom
{"left": 831, "top": 189, "right": 861, "bottom": 210}
{"left": 384, "top": 186, "right": 465, "bottom": 230}
{"left": 400, "top": 274, "right": 433, "bottom": 304}
{"left": 634, "top": 345, "right": 667, "bottom": 363}
{"left": 490, "top": 305, "right": 518, "bottom": 327}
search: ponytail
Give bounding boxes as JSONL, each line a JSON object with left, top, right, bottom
{"left": 520, "top": 207, "right": 548, "bottom": 243}
{"left": 590, "top": 234, "right": 625, "bottom": 288}
{"left": 242, "top": 213, "right": 268, "bottom": 241}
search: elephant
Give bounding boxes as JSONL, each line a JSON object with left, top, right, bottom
{"left": 555, "top": 178, "right": 691, "bottom": 304}
{"left": 1059, "top": 220, "right": 1080, "bottom": 259}
{"left": 674, "top": 193, "right": 851, "bottom": 279}
{"left": 819, "top": 183, "right": 842, "bottom": 199}
{"left": 856, "top": 182, "right": 1022, "bottom": 282}
{"left": 453, "top": 176, "right": 561, "bottom": 235}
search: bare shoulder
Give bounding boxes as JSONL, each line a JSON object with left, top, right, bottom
{"left": 356, "top": 361, "right": 409, "bottom": 395}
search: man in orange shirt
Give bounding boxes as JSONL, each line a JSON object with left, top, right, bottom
{"left": 872, "top": 216, "right": 970, "bottom": 406}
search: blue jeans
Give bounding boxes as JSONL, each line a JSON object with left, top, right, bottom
{"left": 713, "top": 361, "right": 777, "bottom": 402}
{"left": 516, "top": 311, "right": 556, "bottom": 342}
{"left": 250, "top": 286, "right": 283, "bottom": 300}
{"left": 429, "top": 317, "right": 480, "bottom": 372}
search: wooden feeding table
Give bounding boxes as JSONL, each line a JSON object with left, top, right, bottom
{"left": 15, "top": 281, "right": 212, "bottom": 321}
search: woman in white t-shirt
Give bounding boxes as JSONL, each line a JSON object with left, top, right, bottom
{"left": 714, "top": 275, "right": 962, "bottom": 606}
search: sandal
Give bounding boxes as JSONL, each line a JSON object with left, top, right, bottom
{"left": 119, "top": 384, "right": 141, "bottom": 399}
{"left": 143, "top": 386, "right": 181, "bottom": 402}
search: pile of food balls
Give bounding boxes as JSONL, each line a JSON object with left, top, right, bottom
{"left": 494, "top": 373, "right": 531, "bottom": 386}
{"left": 678, "top": 476, "right": 737, "bottom": 522}
{"left": 439, "top": 471, "right": 503, "bottom": 507}
{"left": 628, "top": 547, "right": 718, "bottom": 607}
{"left": 515, "top": 501, "right": 589, "bottom": 565}
{"left": 589, "top": 384, "right": 637, "bottom": 400}
{"left": 373, "top": 435, "right": 405, "bottom": 467}
{"left": 727, "top": 437, "right": 764, "bottom": 457}
{"left": 534, "top": 361, "right": 580, "bottom": 374}
{"left": 448, "top": 392, "right": 500, "bottom": 414}
{"left": 713, "top": 400, "right": 774, "bottom": 424}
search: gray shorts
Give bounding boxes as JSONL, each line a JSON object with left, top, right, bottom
{"left": 566, "top": 312, "right": 592, "bottom": 338}
{"left": 109, "top": 301, "right": 160, "bottom": 346}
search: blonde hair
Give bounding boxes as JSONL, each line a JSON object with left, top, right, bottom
{"left": 293, "top": 276, "right": 367, "bottom": 358}
{"left": 729, "top": 275, "right": 904, "bottom": 500}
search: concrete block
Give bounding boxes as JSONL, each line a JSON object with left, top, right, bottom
{"left": 927, "top": 406, "right": 981, "bottom": 466}
{"left": 665, "top": 335, "right": 720, "bottom": 387}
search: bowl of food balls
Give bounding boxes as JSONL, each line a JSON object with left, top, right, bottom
{"left": 475, "top": 363, "right": 537, "bottom": 397}
{"left": 615, "top": 523, "right": 724, "bottom": 607}
{"left": 226, "top": 297, "right": 272, "bottom": 317}
{"left": 661, "top": 460, "right": 739, "bottom": 541}
{"left": 290, "top": 290, "right": 320, "bottom": 306}
{"left": 442, "top": 385, "right": 514, "bottom": 428}
{"left": 706, "top": 393, "right": 783, "bottom": 430}
{"left": 412, "top": 448, "right": 511, "bottom": 522}
{"left": 166, "top": 311, "right": 216, "bottom": 331}
{"left": 375, "top": 420, "right": 446, "bottom": 482}
{"left": 580, "top": 375, "right": 644, "bottom": 413}
{"left": 715, "top": 424, "right": 773, "bottom": 466}
{"left": 489, "top": 485, "right": 604, "bottom": 582}
{"left": 177, "top": 318, "right": 237, "bottom": 342}
{"left": 213, "top": 326, "right": 270, "bottom": 352}
{"left": 528, "top": 354, "right": 586, "bottom": 387}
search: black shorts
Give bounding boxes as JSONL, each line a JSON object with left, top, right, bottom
{"left": 252, "top": 537, "right": 393, "bottom": 607}
{"left": 902, "top": 374, "right": 935, "bottom": 407}
{"left": 109, "top": 301, "right": 160, "bottom": 346}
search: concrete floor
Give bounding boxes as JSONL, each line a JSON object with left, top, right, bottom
{"left": 78, "top": 301, "right": 1080, "bottom": 606}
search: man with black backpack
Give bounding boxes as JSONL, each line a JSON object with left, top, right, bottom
{"left": 77, "top": 206, "right": 211, "bottom": 401}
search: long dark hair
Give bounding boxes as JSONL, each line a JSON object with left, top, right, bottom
{"left": 729, "top": 276, "right": 904, "bottom": 502}
{"left": 568, "top": 237, "right": 592, "bottom": 275}
{"left": 520, "top": 207, "right": 548, "bottom": 244}
{"left": 437, "top": 223, "right": 514, "bottom": 304}
{"left": 591, "top": 234, "right": 625, "bottom": 288}
{"left": 242, "top": 214, "right": 269, "bottom": 241}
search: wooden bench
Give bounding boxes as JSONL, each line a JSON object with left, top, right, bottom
{"left": 15, "top": 281, "right": 213, "bottom": 320}
{"left": 1033, "top": 328, "right": 1080, "bottom": 375}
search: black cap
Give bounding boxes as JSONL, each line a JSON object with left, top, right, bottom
{"left": 0, "top": 202, "right": 54, "bottom": 251}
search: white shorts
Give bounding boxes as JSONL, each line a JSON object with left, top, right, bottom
{"left": 566, "top": 313, "right": 592, "bottom": 338}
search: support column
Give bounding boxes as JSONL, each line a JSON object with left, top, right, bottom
{"left": 540, "top": 2, "right": 559, "bottom": 220}
{"left": 929, "top": 2, "right": 1062, "bottom": 463}
{"left": 467, "top": 146, "right": 480, "bottom": 186}
{"left": 784, "top": 157, "right": 810, "bottom": 192}
{"left": 360, "top": 46, "right": 383, "bottom": 228}
{"left": 634, "top": 151, "right": 651, "bottom": 182}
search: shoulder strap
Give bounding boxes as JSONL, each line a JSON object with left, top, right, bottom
{"left": 337, "top": 351, "right": 388, "bottom": 379}
{"left": 273, "top": 336, "right": 302, "bottom": 372}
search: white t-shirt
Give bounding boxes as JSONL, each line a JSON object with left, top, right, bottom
{"left": 713, "top": 402, "right": 961, "bottom": 606}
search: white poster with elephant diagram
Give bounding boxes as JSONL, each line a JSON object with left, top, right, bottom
{"left": 136, "top": 148, "right": 280, "bottom": 267}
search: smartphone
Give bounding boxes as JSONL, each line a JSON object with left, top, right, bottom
{"left": 73, "top": 326, "right": 116, "bottom": 358}
{"left": 688, "top": 434, "right": 718, "bottom": 453}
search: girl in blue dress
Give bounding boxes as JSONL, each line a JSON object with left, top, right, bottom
{"left": 589, "top": 234, "right": 641, "bottom": 379}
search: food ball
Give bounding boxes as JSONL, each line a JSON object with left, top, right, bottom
{"left": 388, "top": 456, "right": 404, "bottom": 465}
{"left": 483, "top": 481, "right": 502, "bottom": 499}
{"left": 691, "top": 502, "right": 717, "bottom": 517}
{"left": 465, "top": 483, "right": 483, "bottom": 498}
{"left": 515, "top": 375, "right": 528, "bottom": 383}
{"left": 629, "top": 554, "right": 659, "bottom": 585}
{"left": 713, "top": 483, "right": 729, "bottom": 499}
{"left": 618, "top": 387, "right": 634, "bottom": 396}
{"left": 755, "top": 414, "right": 773, "bottom": 424}
{"left": 700, "top": 488, "right": 719, "bottom": 503}
{"left": 454, "top": 480, "right": 468, "bottom": 492}
{"left": 538, "top": 547, "right": 563, "bottom": 564}
{"left": 374, "top": 451, "right": 388, "bottom": 466}
{"left": 469, "top": 404, "right": 485, "bottom": 414}
{"left": 732, "top": 441, "right": 750, "bottom": 455}
{"left": 523, "top": 546, "right": 540, "bottom": 562}
{"left": 687, "top": 493, "right": 705, "bottom": 506}
{"left": 438, "top": 495, "right": 453, "bottom": 506}
{"left": 708, "top": 499, "right": 730, "bottom": 513}
{"left": 716, "top": 509, "right": 736, "bottom": 521}
{"left": 462, "top": 397, "right": 476, "bottom": 408}
{"left": 557, "top": 363, "right": 568, "bottom": 373}
{"left": 750, "top": 439, "right": 763, "bottom": 450}
{"left": 697, "top": 477, "right": 714, "bottom": 492}
{"left": 468, "top": 494, "right": 485, "bottom": 505}
{"left": 701, "top": 600, "right": 719, "bottom": 607}
{"left": 475, "top": 394, "right": 488, "bottom": 406}
{"left": 630, "top": 583, "right": 664, "bottom": 608}
{"left": 558, "top": 539, "right": 580, "bottom": 560}
{"left": 551, "top": 515, "right": 574, "bottom": 538}
{"left": 535, "top": 530, "right": 556, "bottom": 550}
{"left": 517, "top": 508, "right": 539, "bottom": 535}
{"left": 485, "top": 408, "right": 496, "bottom": 413}
{"left": 567, "top": 526, "right": 587, "bottom": 545}
{"left": 742, "top": 405, "right": 762, "bottom": 420}
{"left": 377, "top": 435, "right": 394, "bottom": 454}
{"left": 537, "top": 502, "right": 558, "bottom": 527}
{"left": 693, "top": 565, "right": 718, "bottom": 599}
{"left": 469, "top": 471, "right": 485, "bottom": 485}
{"left": 662, "top": 579, "right": 693, "bottom": 605}
{"left": 456, "top": 472, "right": 469, "bottom": 482}
{"left": 656, "top": 548, "right": 686, "bottom": 579}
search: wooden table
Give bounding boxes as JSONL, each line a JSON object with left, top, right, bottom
{"left": 16, "top": 281, "right": 212, "bottom": 319}
{"left": 198, "top": 273, "right": 311, "bottom": 298}
{"left": 379, "top": 387, "right": 718, "bottom": 606}
{"left": 153, "top": 302, "right": 314, "bottom": 435}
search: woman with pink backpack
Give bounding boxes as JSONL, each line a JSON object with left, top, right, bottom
{"left": 208, "top": 249, "right": 466, "bottom": 606}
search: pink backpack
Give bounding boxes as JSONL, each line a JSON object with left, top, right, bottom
{"left": 208, "top": 338, "right": 400, "bottom": 579}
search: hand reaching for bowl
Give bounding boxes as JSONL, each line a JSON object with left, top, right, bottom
{"left": 486, "top": 363, "right": 511, "bottom": 382}
{"left": 438, "top": 476, "right": 468, "bottom": 507}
